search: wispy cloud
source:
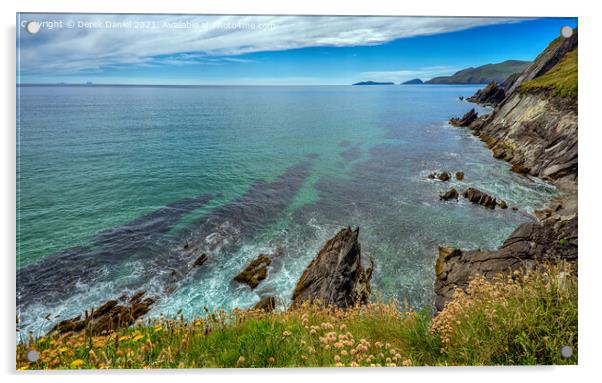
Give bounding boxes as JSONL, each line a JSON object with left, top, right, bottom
{"left": 358, "top": 66, "right": 461, "bottom": 83}
{"left": 18, "top": 14, "right": 523, "bottom": 76}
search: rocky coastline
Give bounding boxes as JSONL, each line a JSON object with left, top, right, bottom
{"left": 435, "top": 31, "right": 578, "bottom": 310}
{"left": 45, "top": 32, "right": 578, "bottom": 337}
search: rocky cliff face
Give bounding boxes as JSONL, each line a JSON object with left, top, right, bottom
{"left": 291, "top": 227, "right": 373, "bottom": 309}
{"left": 436, "top": 32, "right": 578, "bottom": 310}
{"left": 469, "top": 91, "right": 577, "bottom": 184}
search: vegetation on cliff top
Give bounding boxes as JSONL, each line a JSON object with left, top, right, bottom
{"left": 17, "top": 264, "right": 577, "bottom": 369}
{"left": 520, "top": 48, "right": 578, "bottom": 99}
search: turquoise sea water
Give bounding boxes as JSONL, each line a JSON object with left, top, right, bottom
{"left": 17, "top": 85, "right": 556, "bottom": 336}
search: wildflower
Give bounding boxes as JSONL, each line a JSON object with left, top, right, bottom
{"left": 339, "top": 324, "right": 347, "bottom": 332}
{"left": 70, "top": 359, "right": 84, "bottom": 369}
{"left": 132, "top": 334, "right": 144, "bottom": 342}
{"left": 340, "top": 350, "right": 348, "bottom": 356}
{"left": 268, "top": 357, "right": 275, "bottom": 364}
{"left": 310, "top": 329, "right": 317, "bottom": 336}
{"left": 282, "top": 330, "right": 291, "bottom": 338}
{"left": 334, "top": 355, "right": 341, "bottom": 362}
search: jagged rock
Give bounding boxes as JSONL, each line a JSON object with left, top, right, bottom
{"left": 253, "top": 296, "right": 276, "bottom": 312}
{"left": 462, "top": 188, "right": 498, "bottom": 209}
{"left": 467, "top": 81, "right": 506, "bottom": 105}
{"left": 434, "top": 215, "right": 577, "bottom": 311}
{"left": 428, "top": 171, "right": 451, "bottom": 182}
{"left": 439, "top": 188, "right": 459, "bottom": 201}
{"left": 449, "top": 109, "right": 478, "bottom": 127}
{"left": 455, "top": 171, "right": 464, "bottom": 181}
{"left": 233, "top": 254, "right": 271, "bottom": 289}
{"left": 50, "top": 291, "right": 155, "bottom": 335}
{"left": 291, "top": 227, "right": 373, "bottom": 309}
{"left": 497, "top": 200, "right": 508, "bottom": 209}
{"left": 459, "top": 96, "right": 464, "bottom": 101}
{"left": 192, "top": 253, "right": 208, "bottom": 267}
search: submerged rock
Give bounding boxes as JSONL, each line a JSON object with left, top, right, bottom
{"left": 50, "top": 291, "right": 155, "bottom": 335}
{"left": 455, "top": 171, "right": 465, "bottom": 181}
{"left": 462, "top": 188, "right": 498, "bottom": 209}
{"left": 449, "top": 108, "right": 478, "bottom": 127}
{"left": 192, "top": 253, "right": 208, "bottom": 267}
{"left": 291, "top": 227, "right": 373, "bottom": 309}
{"left": 233, "top": 254, "right": 272, "bottom": 289}
{"left": 439, "top": 188, "right": 459, "bottom": 201}
{"left": 427, "top": 171, "right": 451, "bottom": 182}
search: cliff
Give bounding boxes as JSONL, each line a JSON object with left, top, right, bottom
{"left": 436, "top": 32, "right": 578, "bottom": 310}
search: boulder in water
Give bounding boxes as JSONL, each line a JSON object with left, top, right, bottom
{"left": 439, "top": 188, "right": 459, "bottom": 201}
{"left": 462, "top": 188, "right": 498, "bottom": 209}
{"left": 233, "top": 254, "right": 272, "bottom": 289}
{"left": 291, "top": 227, "right": 373, "bottom": 309}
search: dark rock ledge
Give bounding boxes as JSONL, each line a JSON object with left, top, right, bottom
{"left": 50, "top": 291, "right": 156, "bottom": 335}
{"left": 435, "top": 213, "right": 577, "bottom": 311}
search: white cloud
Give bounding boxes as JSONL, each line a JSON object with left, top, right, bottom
{"left": 17, "top": 14, "right": 524, "bottom": 75}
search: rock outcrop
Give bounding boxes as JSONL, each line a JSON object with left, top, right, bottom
{"left": 233, "top": 254, "right": 272, "bottom": 289}
{"left": 455, "top": 171, "right": 464, "bottom": 181}
{"left": 449, "top": 108, "right": 478, "bottom": 127}
{"left": 435, "top": 213, "right": 577, "bottom": 310}
{"left": 291, "top": 227, "right": 373, "bottom": 309}
{"left": 50, "top": 291, "right": 155, "bottom": 335}
{"left": 467, "top": 81, "right": 506, "bottom": 105}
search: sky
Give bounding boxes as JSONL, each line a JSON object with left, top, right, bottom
{"left": 16, "top": 14, "right": 577, "bottom": 85}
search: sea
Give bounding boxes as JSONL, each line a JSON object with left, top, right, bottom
{"left": 16, "top": 84, "right": 556, "bottom": 337}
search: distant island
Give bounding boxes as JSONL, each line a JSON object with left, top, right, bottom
{"left": 426, "top": 60, "right": 530, "bottom": 84}
{"left": 401, "top": 78, "right": 423, "bottom": 85}
{"left": 352, "top": 81, "right": 395, "bottom": 86}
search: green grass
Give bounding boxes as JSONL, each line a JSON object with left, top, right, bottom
{"left": 17, "top": 264, "right": 577, "bottom": 369}
{"left": 520, "top": 48, "right": 578, "bottom": 99}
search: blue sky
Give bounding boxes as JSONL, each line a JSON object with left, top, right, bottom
{"left": 17, "top": 15, "right": 577, "bottom": 85}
